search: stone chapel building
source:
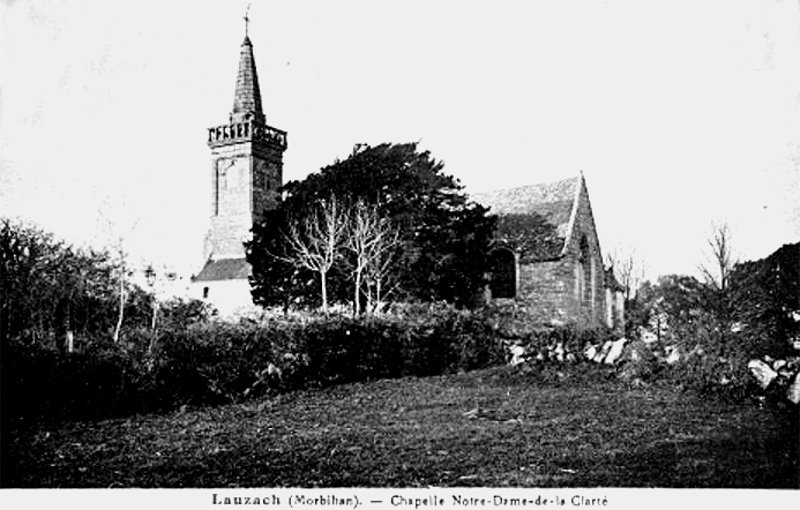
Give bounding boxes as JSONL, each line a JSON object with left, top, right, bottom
{"left": 473, "top": 174, "right": 624, "bottom": 331}
{"left": 189, "top": 28, "right": 622, "bottom": 327}
{"left": 191, "top": 32, "right": 286, "bottom": 315}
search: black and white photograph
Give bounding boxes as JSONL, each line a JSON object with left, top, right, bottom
{"left": 1, "top": 0, "right": 798, "bottom": 507}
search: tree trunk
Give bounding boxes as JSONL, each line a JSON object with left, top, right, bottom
{"left": 55, "top": 298, "right": 73, "bottom": 354}
{"left": 66, "top": 331, "right": 74, "bottom": 354}
{"left": 353, "top": 268, "right": 361, "bottom": 316}
{"left": 147, "top": 300, "right": 158, "bottom": 354}
{"left": 320, "top": 271, "right": 328, "bottom": 312}
{"left": 151, "top": 301, "right": 158, "bottom": 331}
{"left": 365, "top": 281, "right": 373, "bottom": 315}
{"left": 374, "top": 277, "right": 382, "bottom": 313}
{"left": 113, "top": 267, "right": 124, "bottom": 343}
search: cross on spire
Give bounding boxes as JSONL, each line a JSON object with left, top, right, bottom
{"left": 231, "top": 3, "right": 264, "bottom": 124}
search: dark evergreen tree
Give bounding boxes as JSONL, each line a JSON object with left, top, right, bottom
{"left": 246, "top": 143, "right": 495, "bottom": 308}
{"left": 730, "top": 242, "right": 799, "bottom": 359}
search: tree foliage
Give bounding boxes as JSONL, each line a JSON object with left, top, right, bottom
{"left": 631, "top": 239, "right": 799, "bottom": 390}
{"left": 696, "top": 222, "right": 738, "bottom": 357}
{"left": 0, "top": 218, "right": 151, "bottom": 351}
{"left": 635, "top": 274, "right": 712, "bottom": 347}
{"left": 729, "top": 242, "right": 799, "bottom": 359}
{"left": 493, "top": 213, "right": 562, "bottom": 262}
{"left": 247, "top": 143, "right": 496, "bottom": 309}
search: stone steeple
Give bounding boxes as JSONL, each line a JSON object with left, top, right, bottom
{"left": 201, "top": 21, "right": 287, "bottom": 265}
{"left": 196, "top": 21, "right": 288, "bottom": 315}
{"left": 230, "top": 36, "right": 265, "bottom": 125}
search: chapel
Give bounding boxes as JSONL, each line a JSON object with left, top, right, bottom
{"left": 190, "top": 24, "right": 622, "bottom": 328}
{"left": 473, "top": 174, "right": 624, "bottom": 331}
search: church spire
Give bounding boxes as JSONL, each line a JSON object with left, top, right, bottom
{"left": 230, "top": 6, "right": 264, "bottom": 125}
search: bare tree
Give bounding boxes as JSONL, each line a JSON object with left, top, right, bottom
{"left": 698, "top": 221, "right": 738, "bottom": 357}
{"left": 142, "top": 263, "right": 177, "bottom": 353}
{"left": 607, "top": 244, "right": 646, "bottom": 304}
{"left": 363, "top": 225, "right": 401, "bottom": 313}
{"left": 347, "top": 201, "right": 401, "bottom": 315}
{"left": 699, "top": 221, "right": 736, "bottom": 294}
{"left": 98, "top": 197, "right": 140, "bottom": 343}
{"left": 281, "top": 196, "right": 348, "bottom": 312}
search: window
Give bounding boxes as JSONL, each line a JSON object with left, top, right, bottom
{"left": 203, "top": 287, "right": 209, "bottom": 299}
{"left": 577, "top": 236, "right": 590, "bottom": 303}
{"left": 576, "top": 235, "right": 595, "bottom": 311}
{"left": 489, "top": 248, "right": 516, "bottom": 299}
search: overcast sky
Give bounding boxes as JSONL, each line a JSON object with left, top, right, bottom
{"left": 1, "top": 0, "right": 798, "bottom": 282}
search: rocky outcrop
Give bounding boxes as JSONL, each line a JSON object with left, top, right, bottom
{"left": 748, "top": 356, "right": 800, "bottom": 405}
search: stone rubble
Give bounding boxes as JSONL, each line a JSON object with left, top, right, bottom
{"left": 747, "top": 359, "right": 778, "bottom": 390}
{"left": 507, "top": 337, "right": 629, "bottom": 366}
{"left": 748, "top": 355, "right": 800, "bottom": 405}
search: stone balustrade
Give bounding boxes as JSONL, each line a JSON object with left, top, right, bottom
{"left": 207, "top": 120, "right": 287, "bottom": 149}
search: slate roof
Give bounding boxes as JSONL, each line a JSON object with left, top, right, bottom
{"left": 193, "top": 258, "right": 251, "bottom": 282}
{"left": 230, "top": 36, "right": 265, "bottom": 124}
{"left": 472, "top": 176, "right": 580, "bottom": 259}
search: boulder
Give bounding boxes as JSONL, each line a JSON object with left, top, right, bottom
{"left": 554, "top": 342, "right": 565, "bottom": 362}
{"left": 748, "top": 359, "right": 778, "bottom": 390}
{"left": 594, "top": 340, "right": 612, "bottom": 363}
{"left": 604, "top": 338, "right": 627, "bottom": 365}
{"left": 787, "top": 373, "right": 800, "bottom": 405}
{"left": 509, "top": 345, "right": 526, "bottom": 366}
{"left": 665, "top": 346, "right": 681, "bottom": 365}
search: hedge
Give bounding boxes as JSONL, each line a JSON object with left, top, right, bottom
{"left": 1, "top": 304, "right": 507, "bottom": 428}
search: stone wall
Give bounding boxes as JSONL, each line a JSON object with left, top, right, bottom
{"left": 561, "top": 177, "right": 607, "bottom": 328}
{"left": 516, "top": 259, "right": 575, "bottom": 325}
{"left": 205, "top": 141, "right": 283, "bottom": 261}
{"left": 506, "top": 179, "right": 608, "bottom": 329}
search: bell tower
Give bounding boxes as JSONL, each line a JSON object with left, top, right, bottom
{"left": 193, "top": 17, "right": 287, "bottom": 314}
{"left": 205, "top": 31, "right": 287, "bottom": 261}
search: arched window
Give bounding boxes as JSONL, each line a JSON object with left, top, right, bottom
{"left": 489, "top": 248, "right": 516, "bottom": 299}
{"left": 577, "top": 236, "right": 592, "bottom": 306}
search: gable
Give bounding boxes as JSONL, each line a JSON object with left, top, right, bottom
{"left": 563, "top": 176, "right": 603, "bottom": 263}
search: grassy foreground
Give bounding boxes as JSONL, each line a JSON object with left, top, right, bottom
{"left": 2, "top": 364, "right": 798, "bottom": 488}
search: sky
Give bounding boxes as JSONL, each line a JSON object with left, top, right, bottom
{"left": 1, "top": 0, "right": 798, "bottom": 283}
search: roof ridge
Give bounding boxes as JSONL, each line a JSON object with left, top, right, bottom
{"left": 473, "top": 174, "right": 580, "bottom": 197}
{"left": 560, "top": 173, "right": 584, "bottom": 257}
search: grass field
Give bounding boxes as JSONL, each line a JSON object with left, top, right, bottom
{"left": 2, "top": 364, "right": 798, "bottom": 488}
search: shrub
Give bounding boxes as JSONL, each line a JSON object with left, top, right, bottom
{"left": 1, "top": 304, "right": 507, "bottom": 427}
{"left": 158, "top": 298, "right": 216, "bottom": 329}
{"left": 617, "top": 339, "right": 664, "bottom": 382}
{"left": 0, "top": 343, "right": 136, "bottom": 429}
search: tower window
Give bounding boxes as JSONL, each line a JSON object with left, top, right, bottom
{"left": 203, "top": 287, "right": 209, "bottom": 299}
